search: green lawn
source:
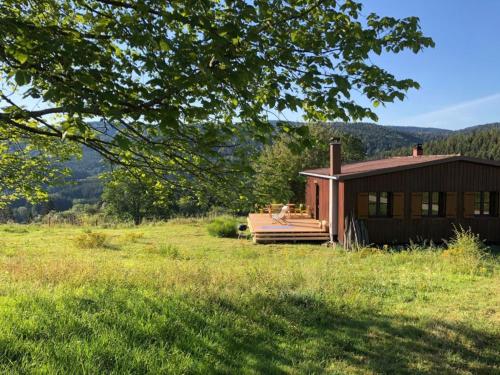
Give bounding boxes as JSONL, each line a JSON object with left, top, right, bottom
{"left": 0, "top": 220, "right": 498, "bottom": 374}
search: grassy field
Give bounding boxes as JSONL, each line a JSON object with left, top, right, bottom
{"left": 0, "top": 219, "right": 498, "bottom": 374}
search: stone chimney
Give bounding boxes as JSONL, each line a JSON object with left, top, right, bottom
{"left": 329, "top": 138, "right": 341, "bottom": 175}
{"left": 413, "top": 144, "right": 423, "bottom": 157}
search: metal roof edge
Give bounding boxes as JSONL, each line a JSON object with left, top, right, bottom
{"left": 298, "top": 171, "right": 338, "bottom": 180}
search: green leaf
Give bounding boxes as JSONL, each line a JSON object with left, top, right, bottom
{"left": 14, "top": 71, "right": 30, "bottom": 86}
{"left": 159, "top": 40, "right": 169, "bottom": 51}
{"left": 13, "top": 51, "right": 28, "bottom": 64}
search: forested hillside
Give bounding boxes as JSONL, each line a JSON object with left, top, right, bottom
{"left": 328, "top": 122, "right": 451, "bottom": 155}
{"left": 46, "top": 147, "right": 108, "bottom": 211}
{"left": 386, "top": 123, "right": 500, "bottom": 159}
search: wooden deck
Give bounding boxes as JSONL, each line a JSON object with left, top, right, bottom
{"left": 247, "top": 213, "right": 330, "bottom": 243}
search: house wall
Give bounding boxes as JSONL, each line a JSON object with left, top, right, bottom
{"left": 305, "top": 177, "right": 329, "bottom": 222}
{"left": 340, "top": 160, "right": 500, "bottom": 244}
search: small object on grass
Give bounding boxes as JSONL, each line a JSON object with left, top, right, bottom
{"left": 238, "top": 224, "right": 248, "bottom": 239}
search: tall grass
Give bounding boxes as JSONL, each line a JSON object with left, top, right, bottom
{"left": 443, "top": 226, "right": 493, "bottom": 276}
{"left": 0, "top": 222, "right": 498, "bottom": 373}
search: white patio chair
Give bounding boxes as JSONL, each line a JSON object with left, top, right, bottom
{"left": 272, "top": 205, "right": 289, "bottom": 224}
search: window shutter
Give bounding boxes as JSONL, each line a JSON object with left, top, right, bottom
{"left": 357, "top": 192, "right": 369, "bottom": 219}
{"left": 411, "top": 192, "right": 422, "bottom": 218}
{"left": 446, "top": 192, "right": 457, "bottom": 218}
{"left": 463, "top": 192, "right": 475, "bottom": 218}
{"left": 392, "top": 192, "right": 405, "bottom": 219}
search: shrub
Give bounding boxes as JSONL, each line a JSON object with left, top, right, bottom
{"left": 121, "top": 232, "right": 144, "bottom": 243}
{"left": 207, "top": 216, "right": 238, "bottom": 238}
{"left": 443, "top": 226, "right": 492, "bottom": 276}
{"left": 154, "top": 244, "right": 182, "bottom": 259}
{"left": 74, "top": 230, "right": 109, "bottom": 249}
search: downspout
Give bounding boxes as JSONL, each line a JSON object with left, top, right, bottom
{"left": 330, "top": 179, "right": 338, "bottom": 241}
{"left": 329, "top": 138, "right": 341, "bottom": 243}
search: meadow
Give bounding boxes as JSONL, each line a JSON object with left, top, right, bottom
{"left": 0, "top": 219, "right": 498, "bottom": 374}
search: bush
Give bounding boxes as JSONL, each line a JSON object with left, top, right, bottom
{"left": 207, "top": 216, "right": 238, "bottom": 238}
{"left": 121, "top": 232, "right": 144, "bottom": 243}
{"left": 74, "top": 230, "right": 109, "bottom": 249}
{"left": 442, "top": 226, "right": 492, "bottom": 276}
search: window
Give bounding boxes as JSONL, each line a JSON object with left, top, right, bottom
{"left": 422, "top": 192, "right": 444, "bottom": 217}
{"left": 368, "top": 192, "right": 392, "bottom": 217}
{"left": 474, "top": 192, "right": 498, "bottom": 216}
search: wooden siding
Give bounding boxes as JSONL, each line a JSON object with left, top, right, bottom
{"left": 341, "top": 160, "right": 500, "bottom": 244}
{"left": 305, "top": 177, "right": 329, "bottom": 222}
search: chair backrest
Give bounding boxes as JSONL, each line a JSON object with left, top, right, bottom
{"left": 278, "top": 205, "right": 289, "bottom": 218}
{"left": 270, "top": 204, "right": 284, "bottom": 214}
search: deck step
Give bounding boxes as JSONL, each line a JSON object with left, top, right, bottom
{"left": 253, "top": 236, "right": 329, "bottom": 243}
{"left": 248, "top": 213, "right": 329, "bottom": 244}
{"left": 253, "top": 232, "right": 330, "bottom": 244}
{"left": 253, "top": 232, "right": 329, "bottom": 237}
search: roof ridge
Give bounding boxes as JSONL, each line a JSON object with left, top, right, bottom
{"left": 387, "top": 154, "right": 458, "bottom": 159}
{"left": 346, "top": 154, "right": 458, "bottom": 164}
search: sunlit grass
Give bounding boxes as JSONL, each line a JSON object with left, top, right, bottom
{"left": 0, "top": 221, "right": 498, "bottom": 374}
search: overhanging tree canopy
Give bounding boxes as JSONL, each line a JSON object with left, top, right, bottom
{"left": 0, "top": 0, "right": 434, "bottom": 202}
{"left": 0, "top": 126, "right": 75, "bottom": 207}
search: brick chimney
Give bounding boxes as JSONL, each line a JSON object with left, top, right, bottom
{"left": 329, "top": 138, "right": 341, "bottom": 175}
{"left": 412, "top": 144, "right": 423, "bottom": 157}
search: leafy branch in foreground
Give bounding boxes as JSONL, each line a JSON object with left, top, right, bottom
{"left": 0, "top": 126, "right": 76, "bottom": 207}
{"left": 0, "top": 0, "right": 434, "bottom": 202}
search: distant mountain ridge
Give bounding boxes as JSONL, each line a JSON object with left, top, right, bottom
{"left": 326, "top": 121, "right": 500, "bottom": 156}
{"left": 454, "top": 122, "right": 500, "bottom": 134}
{"left": 384, "top": 122, "right": 500, "bottom": 160}
{"left": 326, "top": 122, "right": 452, "bottom": 155}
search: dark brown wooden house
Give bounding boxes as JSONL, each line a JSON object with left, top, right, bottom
{"left": 300, "top": 141, "right": 500, "bottom": 244}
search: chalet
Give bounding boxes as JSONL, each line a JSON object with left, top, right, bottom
{"left": 299, "top": 140, "right": 500, "bottom": 244}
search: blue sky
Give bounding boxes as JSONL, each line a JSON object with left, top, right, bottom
{"left": 357, "top": 0, "right": 500, "bottom": 129}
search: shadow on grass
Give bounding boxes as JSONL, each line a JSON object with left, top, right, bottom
{"left": 1, "top": 290, "right": 498, "bottom": 374}
{"left": 165, "top": 293, "right": 498, "bottom": 374}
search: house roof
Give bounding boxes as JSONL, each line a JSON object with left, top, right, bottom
{"left": 299, "top": 155, "right": 500, "bottom": 180}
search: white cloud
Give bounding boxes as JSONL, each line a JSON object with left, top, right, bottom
{"left": 396, "top": 93, "right": 500, "bottom": 129}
